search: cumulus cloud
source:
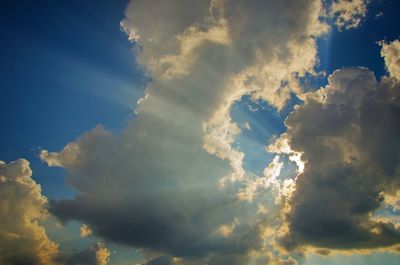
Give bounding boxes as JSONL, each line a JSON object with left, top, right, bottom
{"left": 36, "top": 0, "right": 400, "bottom": 263}
{"left": 277, "top": 68, "right": 400, "bottom": 252}
{"left": 0, "top": 159, "right": 111, "bottom": 265}
{"left": 39, "top": 0, "right": 332, "bottom": 263}
{"left": 0, "top": 159, "right": 60, "bottom": 265}
{"left": 4, "top": 0, "right": 396, "bottom": 264}
{"left": 329, "top": 0, "right": 369, "bottom": 30}
{"left": 380, "top": 39, "right": 400, "bottom": 79}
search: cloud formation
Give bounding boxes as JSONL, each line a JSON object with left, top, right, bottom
{"left": 329, "top": 0, "right": 368, "bottom": 30}
{"left": 278, "top": 67, "right": 400, "bottom": 252}
{"left": 38, "top": 0, "right": 400, "bottom": 263}
{"left": 40, "top": 0, "right": 330, "bottom": 263}
{"left": 80, "top": 224, "right": 93, "bottom": 238}
{"left": 0, "top": 159, "right": 111, "bottom": 265}
{"left": 381, "top": 39, "right": 400, "bottom": 79}
{"left": 0, "top": 159, "right": 60, "bottom": 265}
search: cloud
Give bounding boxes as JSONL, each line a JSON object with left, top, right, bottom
{"left": 80, "top": 224, "right": 93, "bottom": 238}
{"left": 8, "top": 0, "right": 397, "bottom": 263}
{"left": 93, "top": 243, "right": 110, "bottom": 265}
{"left": 329, "top": 0, "right": 369, "bottom": 30}
{"left": 277, "top": 67, "right": 400, "bottom": 252}
{"left": 0, "top": 159, "right": 61, "bottom": 265}
{"left": 0, "top": 159, "right": 112, "bottom": 265}
{"left": 62, "top": 242, "right": 110, "bottom": 265}
{"left": 40, "top": 0, "right": 333, "bottom": 263}
{"left": 380, "top": 39, "right": 400, "bottom": 79}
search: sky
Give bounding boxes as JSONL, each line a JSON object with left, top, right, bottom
{"left": 1, "top": 0, "right": 400, "bottom": 265}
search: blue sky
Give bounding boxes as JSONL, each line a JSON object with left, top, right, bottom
{"left": 319, "top": 0, "right": 400, "bottom": 76}
{"left": 1, "top": 1, "right": 400, "bottom": 265}
{"left": 1, "top": 0, "right": 146, "bottom": 198}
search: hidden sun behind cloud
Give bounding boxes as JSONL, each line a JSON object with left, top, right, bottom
{"left": 1, "top": 1, "right": 400, "bottom": 265}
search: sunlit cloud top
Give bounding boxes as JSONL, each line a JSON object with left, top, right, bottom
{"left": 1, "top": 0, "right": 400, "bottom": 265}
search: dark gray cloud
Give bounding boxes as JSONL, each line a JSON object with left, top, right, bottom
{"left": 280, "top": 68, "right": 400, "bottom": 251}
{"left": 43, "top": 124, "right": 258, "bottom": 258}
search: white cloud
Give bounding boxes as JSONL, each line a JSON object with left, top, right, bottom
{"left": 381, "top": 191, "right": 400, "bottom": 212}
{"left": 80, "top": 224, "right": 93, "bottom": 238}
{"left": 94, "top": 242, "right": 111, "bottom": 265}
{"left": 330, "top": 0, "right": 369, "bottom": 30}
{"left": 0, "top": 159, "right": 112, "bottom": 265}
{"left": 0, "top": 159, "right": 60, "bottom": 265}
{"left": 380, "top": 39, "right": 400, "bottom": 79}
